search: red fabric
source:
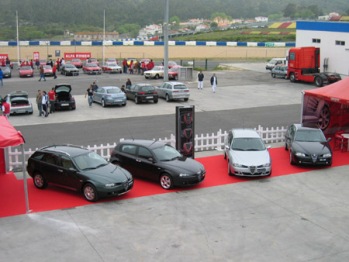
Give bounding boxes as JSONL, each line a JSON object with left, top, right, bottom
{"left": 2, "top": 102, "right": 10, "bottom": 114}
{"left": 0, "top": 116, "right": 25, "bottom": 148}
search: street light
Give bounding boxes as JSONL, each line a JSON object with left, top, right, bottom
{"left": 163, "top": 0, "right": 169, "bottom": 81}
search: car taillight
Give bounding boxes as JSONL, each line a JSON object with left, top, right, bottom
{"left": 153, "top": 91, "right": 157, "bottom": 94}
{"left": 184, "top": 90, "right": 189, "bottom": 92}
{"left": 138, "top": 92, "right": 145, "bottom": 95}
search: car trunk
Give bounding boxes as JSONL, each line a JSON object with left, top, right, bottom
{"left": 11, "top": 98, "right": 30, "bottom": 107}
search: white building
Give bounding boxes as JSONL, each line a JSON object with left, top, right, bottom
{"left": 255, "top": 16, "right": 268, "bottom": 22}
{"left": 296, "top": 21, "right": 349, "bottom": 76}
{"left": 138, "top": 24, "right": 163, "bottom": 38}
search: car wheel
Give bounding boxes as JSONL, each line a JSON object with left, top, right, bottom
{"left": 101, "top": 99, "right": 106, "bottom": 107}
{"left": 135, "top": 96, "right": 139, "bottom": 104}
{"left": 122, "top": 102, "right": 126, "bottom": 106}
{"left": 165, "top": 94, "right": 170, "bottom": 102}
{"left": 160, "top": 173, "right": 173, "bottom": 190}
{"left": 285, "top": 142, "right": 288, "bottom": 150}
{"left": 83, "top": 183, "right": 99, "bottom": 202}
{"left": 184, "top": 98, "right": 188, "bottom": 102}
{"left": 155, "top": 74, "right": 159, "bottom": 79}
{"left": 228, "top": 161, "right": 233, "bottom": 176}
{"left": 315, "top": 76, "right": 323, "bottom": 87}
{"left": 289, "top": 151, "right": 295, "bottom": 165}
{"left": 272, "top": 73, "right": 276, "bottom": 78}
{"left": 289, "top": 73, "right": 296, "bottom": 82}
{"left": 154, "top": 99, "right": 158, "bottom": 104}
{"left": 33, "top": 173, "right": 48, "bottom": 189}
{"left": 317, "top": 105, "right": 330, "bottom": 130}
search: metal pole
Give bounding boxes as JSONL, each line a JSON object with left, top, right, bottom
{"left": 103, "top": 9, "right": 105, "bottom": 66}
{"left": 16, "top": 11, "right": 20, "bottom": 65}
{"left": 163, "top": 0, "right": 169, "bottom": 81}
{"left": 21, "top": 145, "right": 30, "bottom": 213}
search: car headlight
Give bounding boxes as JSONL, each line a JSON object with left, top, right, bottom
{"left": 179, "top": 173, "right": 191, "bottom": 177}
{"left": 232, "top": 162, "right": 242, "bottom": 168}
{"left": 105, "top": 183, "right": 116, "bottom": 188}
{"left": 263, "top": 163, "right": 271, "bottom": 167}
{"left": 295, "top": 152, "right": 306, "bottom": 157}
{"left": 323, "top": 153, "right": 332, "bottom": 158}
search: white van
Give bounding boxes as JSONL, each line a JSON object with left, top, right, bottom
{"left": 265, "top": 58, "right": 287, "bottom": 70}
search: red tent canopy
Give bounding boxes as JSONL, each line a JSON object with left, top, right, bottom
{"left": 0, "top": 116, "right": 25, "bottom": 147}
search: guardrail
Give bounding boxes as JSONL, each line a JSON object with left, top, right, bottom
{"left": 7, "top": 125, "right": 287, "bottom": 171}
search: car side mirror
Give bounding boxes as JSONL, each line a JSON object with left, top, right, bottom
{"left": 225, "top": 145, "right": 230, "bottom": 150}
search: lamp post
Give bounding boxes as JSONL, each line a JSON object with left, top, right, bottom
{"left": 163, "top": 0, "right": 169, "bottom": 81}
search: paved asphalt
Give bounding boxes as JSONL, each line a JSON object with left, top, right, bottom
{"left": 1, "top": 63, "right": 349, "bottom": 262}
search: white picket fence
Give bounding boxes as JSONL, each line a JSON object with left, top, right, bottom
{"left": 7, "top": 125, "right": 287, "bottom": 171}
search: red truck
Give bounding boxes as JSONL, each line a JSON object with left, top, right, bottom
{"left": 287, "top": 46, "right": 341, "bottom": 87}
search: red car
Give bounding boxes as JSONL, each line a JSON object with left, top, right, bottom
{"left": 19, "top": 66, "right": 34, "bottom": 78}
{"left": 86, "top": 58, "right": 99, "bottom": 66}
{"left": 43, "top": 65, "right": 54, "bottom": 76}
{"left": 70, "top": 58, "right": 83, "bottom": 68}
{"left": 168, "top": 65, "right": 182, "bottom": 80}
{"left": 83, "top": 63, "right": 102, "bottom": 74}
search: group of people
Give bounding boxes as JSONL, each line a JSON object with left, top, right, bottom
{"left": 121, "top": 58, "right": 155, "bottom": 75}
{"left": 36, "top": 88, "right": 56, "bottom": 117}
{"left": 197, "top": 71, "right": 218, "bottom": 93}
{"left": 85, "top": 81, "right": 99, "bottom": 107}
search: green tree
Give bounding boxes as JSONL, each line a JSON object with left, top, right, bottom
{"left": 283, "top": 3, "right": 297, "bottom": 19}
{"left": 117, "top": 23, "right": 141, "bottom": 38}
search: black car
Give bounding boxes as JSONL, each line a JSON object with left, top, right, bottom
{"left": 54, "top": 84, "right": 76, "bottom": 110}
{"left": 125, "top": 83, "right": 158, "bottom": 104}
{"left": 110, "top": 140, "right": 206, "bottom": 189}
{"left": 61, "top": 64, "right": 79, "bottom": 76}
{"left": 285, "top": 124, "right": 332, "bottom": 166}
{"left": 26, "top": 145, "right": 134, "bottom": 201}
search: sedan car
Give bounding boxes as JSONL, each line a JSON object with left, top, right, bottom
{"left": 0, "top": 66, "right": 11, "bottom": 78}
{"left": 83, "top": 63, "right": 102, "bottom": 74}
{"left": 61, "top": 63, "right": 79, "bottom": 76}
{"left": 271, "top": 65, "right": 288, "bottom": 79}
{"left": 86, "top": 58, "right": 99, "bottom": 66}
{"left": 70, "top": 58, "right": 83, "bottom": 68}
{"left": 19, "top": 66, "right": 34, "bottom": 77}
{"left": 168, "top": 65, "right": 182, "bottom": 80}
{"left": 4, "top": 91, "right": 33, "bottom": 115}
{"left": 285, "top": 124, "right": 332, "bottom": 166}
{"left": 43, "top": 65, "right": 54, "bottom": 76}
{"left": 92, "top": 86, "right": 127, "bottom": 107}
{"left": 101, "top": 63, "right": 122, "bottom": 74}
{"left": 26, "top": 145, "right": 134, "bottom": 201}
{"left": 157, "top": 82, "right": 189, "bottom": 102}
{"left": 224, "top": 129, "right": 272, "bottom": 177}
{"left": 144, "top": 66, "right": 164, "bottom": 79}
{"left": 54, "top": 84, "right": 76, "bottom": 110}
{"left": 110, "top": 140, "right": 206, "bottom": 189}
{"left": 125, "top": 83, "right": 158, "bottom": 104}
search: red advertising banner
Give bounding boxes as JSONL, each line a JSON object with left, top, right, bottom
{"left": 0, "top": 54, "right": 9, "bottom": 65}
{"left": 64, "top": 52, "right": 91, "bottom": 60}
{"left": 33, "top": 52, "right": 39, "bottom": 60}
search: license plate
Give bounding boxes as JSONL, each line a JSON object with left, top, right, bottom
{"left": 61, "top": 103, "right": 69, "bottom": 106}
{"left": 146, "top": 96, "right": 153, "bottom": 99}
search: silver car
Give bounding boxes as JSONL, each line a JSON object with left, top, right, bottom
{"left": 224, "top": 129, "right": 272, "bottom": 177}
{"left": 92, "top": 86, "right": 127, "bottom": 107}
{"left": 156, "top": 82, "right": 190, "bottom": 102}
{"left": 4, "top": 91, "right": 33, "bottom": 115}
{"left": 0, "top": 66, "right": 11, "bottom": 78}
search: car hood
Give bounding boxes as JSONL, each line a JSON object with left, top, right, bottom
{"left": 55, "top": 85, "right": 72, "bottom": 93}
{"left": 160, "top": 157, "right": 205, "bottom": 173}
{"left": 292, "top": 141, "right": 331, "bottom": 155}
{"left": 231, "top": 150, "right": 271, "bottom": 165}
{"left": 84, "top": 163, "right": 131, "bottom": 183}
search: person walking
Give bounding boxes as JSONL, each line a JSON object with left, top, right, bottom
{"left": 1, "top": 100, "right": 10, "bottom": 118}
{"left": 198, "top": 70, "right": 204, "bottom": 90}
{"left": 48, "top": 87, "right": 56, "bottom": 114}
{"left": 0, "top": 67, "right": 3, "bottom": 87}
{"left": 36, "top": 90, "right": 43, "bottom": 116}
{"left": 41, "top": 91, "right": 49, "bottom": 117}
{"left": 85, "top": 85, "right": 94, "bottom": 107}
{"left": 52, "top": 63, "right": 57, "bottom": 79}
{"left": 38, "top": 65, "right": 46, "bottom": 81}
{"left": 126, "top": 78, "right": 132, "bottom": 89}
{"left": 210, "top": 73, "right": 218, "bottom": 93}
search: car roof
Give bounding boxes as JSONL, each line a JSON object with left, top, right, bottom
{"left": 101, "top": 86, "right": 120, "bottom": 90}
{"left": 293, "top": 124, "right": 322, "bottom": 132}
{"left": 118, "top": 139, "right": 167, "bottom": 149}
{"left": 37, "top": 145, "right": 89, "bottom": 157}
{"left": 230, "top": 128, "right": 261, "bottom": 138}
{"left": 164, "top": 81, "right": 185, "bottom": 85}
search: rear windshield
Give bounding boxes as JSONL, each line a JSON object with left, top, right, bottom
{"left": 174, "top": 85, "right": 187, "bottom": 90}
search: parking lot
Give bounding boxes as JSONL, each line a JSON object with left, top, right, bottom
{"left": 1, "top": 63, "right": 349, "bottom": 262}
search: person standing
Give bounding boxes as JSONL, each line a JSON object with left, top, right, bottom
{"left": 52, "top": 63, "right": 57, "bottom": 79}
{"left": 1, "top": 100, "right": 10, "bottom": 118}
{"left": 122, "top": 58, "right": 128, "bottom": 74}
{"left": 210, "top": 73, "right": 218, "bottom": 93}
{"left": 38, "top": 65, "right": 46, "bottom": 81}
{"left": 0, "top": 68, "right": 3, "bottom": 87}
{"left": 48, "top": 87, "right": 56, "bottom": 114}
{"left": 126, "top": 78, "right": 132, "bottom": 89}
{"left": 198, "top": 71, "right": 204, "bottom": 90}
{"left": 85, "top": 85, "right": 94, "bottom": 107}
{"left": 36, "top": 90, "right": 43, "bottom": 116}
{"left": 41, "top": 91, "right": 49, "bottom": 117}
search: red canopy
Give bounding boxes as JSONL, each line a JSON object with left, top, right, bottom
{"left": 0, "top": 116, "right": 25, "bottom": 147}
{"left": 304, "top": 77, "right": 349, "bottom": 104}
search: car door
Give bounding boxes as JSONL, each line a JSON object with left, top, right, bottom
{"left": 40, "top": 152, "right": 62, "bottom": 185}
{"left": 116, "top": 144, "right": 139, "bottom": 176}
{"left": 93, "top": 87, "right": 103, "bottom": 103}
{"left": 134, "top": 146, "right": 159, "bottom": 181}
{"left": 55, "top": 154, "right": 81, "bottom": 190}
{"left": 126, "top": 85, "right": 136, "bottom": 100}
{"left": 157, "top": 83, "right": 165, "bottom": 98}
{"left": 224, "top": 131, "right": 233, "bottom": 157}
{"left": 285, "top": 125, "right": 295, "bottom": 149}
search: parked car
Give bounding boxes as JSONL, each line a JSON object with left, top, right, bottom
{"left": 271, "top": 65, "right": 288, "bottom": 79}
{"left": 144, "top": 66, "right": 164, "bottom": 79}
{"left": 61, "top": 64, "right": 79, "bottom": 76}
{"left": 86, "top": 58, "right": 99, "bottom": 66}
{"left": 285, "top": 124, "right": 332, "bottom": 166}
{"left": 70, "top": 58, "right": 83, "bottom": 68}
{"left": 4, "top": 91, "right": 33, "bottom": 115}
{"left": 0, "top": 66, "right": 11, "bottom": 78}
{"left": 265, "top": 58, "right": 287, "bottom": 70}
{"left": 105, "top": 58, "right": 117, "bottom": 64}
{"left": 125, "top": 83, "right": 158, "bottom": 104}
{"left": 110, "top": 140, "right": 206, "bottom": 189}
{"left": 156, "top": 82, "right": 190, "bottom": 102}
{"left": 167, "top": 61, "right": 178, "bottom": 69}
{"left": 19, "top": 66, "right": 34, "bottom": 77}
{"left": 101, "top": 63, "right": 122, "bottom": 74}
{"left": 92, "top": 86, "right": 127, "bottom": 107}
{"left": 83, "top": 63, "right": 102, "bottom": 74}
{"left": 26, "top": 145, "right": 134, "bottom": 202}
{"left": 43, "top": 65, "right": 54, "bottom": 76}
{"left": 168, "top": 65, "right": 182, "bottom": 80}
{"left": 224, "top": 129, "right": 272, "bottom": 177}
{"left": 54, "top": 84, "right": 76, "bottom": 110}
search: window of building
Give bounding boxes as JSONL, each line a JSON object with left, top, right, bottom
{"left": 312, "top": 38, "right": 321, "bottom": 43}
{"left": 335, "top": 40, "right": 345, "bottom": 46}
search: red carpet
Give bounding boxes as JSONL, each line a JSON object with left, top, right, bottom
{"left": 1, "top": 147, "right": 349, "bottom": 218}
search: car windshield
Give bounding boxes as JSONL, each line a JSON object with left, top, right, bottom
{"left": 107, "top": 88, "right": 121, "bottom": 94}
{"left": 295, "top": 130, "right": 326, "bottom": 142}
{"left": 20, "top": 66, "right": 31, "bottom": 70}
{"left": 173, "top": 84, "right": 187, "bottom": 90}
{"left": 73, "top": 152, "right": 108, "bottom": 170}
{"left": 140, "top": 85, "right": 154, "bottom": 91}
{"left": 153, "top": 144, "right": 181, "bottom": 161}
{"left": 231, "top": 138, "right": 266, "bottom": 151}
{"left": 65, "top": 64, "right": 75, "bottom": 68}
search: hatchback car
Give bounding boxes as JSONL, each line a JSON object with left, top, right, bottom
{"left": 101, "top": 63, "right": 122, "bottom": 74}
{"left": 144, "top": 66, "right": 164, "bottom": 79}
{"left": 54, "top": 84, "right": 76, "bottom": 110}
{"left": 70, "top": 58, "right": 83, "bottom": 68}
{"left": 83, "top": 63, "right": 102, "bottom": 74}
{"left": 157, "top": 82, "right": 190, "bottom": 102}
{"left": 110, "top": 140, "right": 206, "bottom": 189}
{"left": 224, "top": 129, "right": 272, "bottom": 177}
{"left": 125, "top": 83, "right": 158, "bottom": 104}
{"left": 271, "top": 65, "right": 288, "bottom": 79}
{"left": 0, "top": 66, "right": 11, "bottom": 78}
{"left": 26, "top": 145, "right": 134, "bottom": 201}
{"left": 285, "top": 124, "right": 332, "bottom": 166}
{"left": 19, "top": 66, "right": 34, "bottom": 77}
{"left": 92, "top": 86, "right": 127, "bottom": 107}
{"left": 4, "top": 91, "right": 33, "bottom": 115}
{"left": 43, "top": 65, "right": 54, "bottom": 76}
{"left": 61, "top": 64, "right": 79, "bottom": 76}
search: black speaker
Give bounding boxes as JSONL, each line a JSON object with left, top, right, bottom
{"left": 176, "top": 106, "right": 195, "bottom": 158}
